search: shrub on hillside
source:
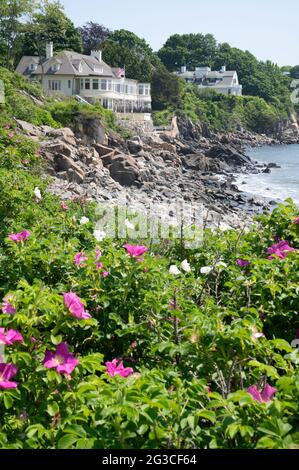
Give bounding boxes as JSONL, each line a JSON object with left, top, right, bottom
{"left": 0, "top": 128, "right": 298, "bottom": 449}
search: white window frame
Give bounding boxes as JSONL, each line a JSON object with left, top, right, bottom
{"left": 48, "top": 80, "right": 61, "bottom": 91}
{"left": 101, "top": 79, "right": 107, "bottom": 90}
{"left": 92, "top": 79, "right": 99, "bottom": 90}
{"left": 102, "top": 98, "right": 113, "bottom": 109}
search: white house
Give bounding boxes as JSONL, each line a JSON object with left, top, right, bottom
{"left": 16, "top": 42, "right": 152, "bottom": 113}
{"left": 175, "top": 65, "right": 242, "bottom": 96}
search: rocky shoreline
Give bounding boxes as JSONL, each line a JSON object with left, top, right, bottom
{"left": 15, "top": 115, "right": 299, "bottom": 231}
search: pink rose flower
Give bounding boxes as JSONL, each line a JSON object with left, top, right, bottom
{"left": 267, "top": 240, "right": 295, "bottom": 260}
{"left": 236, "top": 259, "right": 251, "bottom": 267}
{"left": 247, "top": 383, "right": 277, "bottom": 402}
{"left": 0, "top": 328, "right": 23, "bottom": 345}
{"left": 8, "top": 230, "right": 31, "bottom": 242}
{"left": 43, "top": 342, "right": 79, "bottom": 375}
{"left": 2, "top": 301, "right": 16, "bottom": 315}
{"left": 124, "top": 244, "right": 147, "bottom": 258}
{"left": 73, "top": 252, "right": 88, "bottom": 267}
{"left": 105, "top": 358, "right": 134, "bottom": 378}
{"left": 63, "top": 292, "right": 91, "bottom": 320}
{"left": 0, "top": 363, "right": 18, "bottom": 389}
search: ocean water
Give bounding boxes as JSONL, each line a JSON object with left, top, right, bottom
{"left": 235, "top": 144, "right": 299, "bottom": 206}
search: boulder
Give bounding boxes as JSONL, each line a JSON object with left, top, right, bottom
{"left": 53, "top": 154, "right": 83, "bottom": 175}
{"left": 45, "top": 127, "right": 77, "bottom": 146}
{"left": 15, "top": 119, "right": 42, "bottom": 137}
{"left": 67, "top": 168, "right": 85, "bottom": 184}
{"left": 182, "top": 154, "right": 210, "bottom": 171}
{"left": 93, "top": 143, "right": 115, "bottom": 157}
{"left": 73, "top": 115, "right": 108, "bottom": 146}
{"left": 207, "top": 144, "right": 253, "bottom": 168}
{"left": 267, "top": 162, "right": 281, "bottom": 169}
{"left": 102, "top": 153, "right": 142, "bottom": 186}
{"left": 78, "top": 146, "right": 102, "bottom": 167}
{"left": 43, "top": 141, "right": 73, "bottom": 158}
{"left": 146, "top": 135, "right": 177, "bottom": 153}
{"left": 127, "top": 138, "right": 143, "bottom": 154}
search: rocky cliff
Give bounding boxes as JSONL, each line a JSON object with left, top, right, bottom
{"left": 15, "top": 116, "right": 281, "bottom": 230}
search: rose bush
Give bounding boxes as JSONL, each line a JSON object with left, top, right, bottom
{"left": 0, "top": 126, "right": 298, "bottom": 449}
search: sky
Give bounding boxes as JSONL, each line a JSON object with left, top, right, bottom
{"left": 60, "top": 0, "right": 298, "bottom": 66}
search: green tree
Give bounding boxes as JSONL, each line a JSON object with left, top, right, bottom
{"left": 78, "top": 22, "right": 111, "bottom": 55}
{"left": 158, "top": 35, "right": 292, "bottom": 117}
{"left": 19, "top": 0, "right": 82, "bottom": 60}
{"left": 101, "top": 29, "right": 159, "bottom": 82}
{"left": 158, "top": 33, "right": 218, "bottom": 71}
{"left": 290, "top": 65, "right": 299, "bottom": 79}
{"left": 0, "top": 0, "right": 36, "bottom": 68}
{"left": 151, "top": 68, "right": 182, "bottom": 110}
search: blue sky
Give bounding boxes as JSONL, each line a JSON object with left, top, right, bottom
{"left": 60, "top": 0, "right": 298, "bottom": 65}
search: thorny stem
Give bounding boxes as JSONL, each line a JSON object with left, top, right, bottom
{"left": 172, "top": 289, "right": 181, "bottom": 365}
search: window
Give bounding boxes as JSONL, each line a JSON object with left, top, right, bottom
{"left": 102, "top": 98, "right": 113, "bottom": 109}
{"left": 68, "top": 80, "right": 72, "bottom": 89}
{"left": 92, "top": 79, "right": 99, "bottom": 90}
{"left": 94, "top": 66, "right": 103, "bottom": 73}
{"left": 80, "top": 79, "right": 84, "bottom": 90}
{"left": 85, "top": 79, "right": 90, "bottom": 90}
{"left": 101, "top": 79, "right": 107, "bottom": 90}
{"left": 107, "top": 80, "right": 112, "bottom": 91}
{"left": 138, "top": 85, "right": 144, "bottom": 95}
{"left": 48, "top": 80, "right": 61, "bottom": 91}
{"left": 52, "top": 63, "right": 61, "bottom": 72}
{"left": 29, "top": 63, "right": 37, "bottom": 71}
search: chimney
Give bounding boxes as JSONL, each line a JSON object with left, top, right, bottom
{"left": 46, "top": 42, "right": 53, "bottom": 59}
{"left": 181, "top": 65, "right": 187, "bottom": 73}
{"left": 220, "top": 65, "right": 226, "bottom": 73}
{"left": 90, "top": 50, "right": 102, "bottom": 62}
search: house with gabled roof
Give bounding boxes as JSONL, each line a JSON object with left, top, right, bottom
{"left": 16, "top": 42, "right": 151, "bottom": 113}
{"left": 175, "top": 65, "right": 242, "bottom": 96}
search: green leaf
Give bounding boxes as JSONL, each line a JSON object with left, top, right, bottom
{"left": 47, "top": 402, "right": 59, "bottom": 417}
{"left": 3, "top": 394, "right": 13, "bottom": 410}
{"left": 63, "top": 424, "right": 87, "bottom": 438}
{"left": 256, "top": 436, "right": 278, "bottom": 449}
{"left": 248, "top": 360, "right": 279, "bottom": 379}
{"left": 196, "top": 410, "right": 216, "bottom": 423}
{"left": 51, "top": 334, "right": 63, "bottom": 345}
{"left": 270, "top": 339, "right": 293, "bottom": 353}
{"left": 57, "top": 434, "right": 78, "bottom": 449}
{"left": 137, "top": 424, "right": 149, "bottom": 435}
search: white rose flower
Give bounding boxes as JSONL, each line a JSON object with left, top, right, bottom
{"left": 200, "top": 266, "right": 213, "bottom": 275}
{"left": 215, "top": 261, "right": 227, "bottom": 269}
{"left": 125, "top": 219, "right": 135, "bottom": 230}
{"left": 94, "top": 229, "right": 106, "bottom": 242}
{"left": 169, "top": 265, "right": 181, "bottom": 275}
{"left": 79, "top": 216, "right": 90, "bottom": 225}
{"left": 181, "top": 259, "right": 191, "bottom": 273}
{"left": 34, "top": 187, "right": 42, "bottom": 201}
